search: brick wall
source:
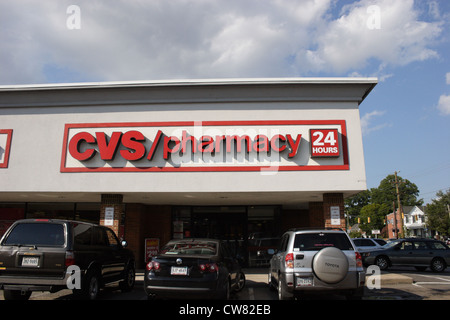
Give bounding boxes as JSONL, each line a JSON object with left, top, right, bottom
{"left": 99, "top": 194, "right": 123, "bottom": 236}
{"left": 124, "top": 204, "right": 172, "bottom": 268}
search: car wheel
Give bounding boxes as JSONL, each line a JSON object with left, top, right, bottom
{"left": 221, "top": 278, "right": 231, "bottom": 300}
{"left": 268, "top": 271, "right": 276, "bottom": 291}
{"left": 277, "top": 274, "right": 293, "bottom": 300}
{"left": 234, "top": 271, "right": 246, "bottom": 293}
{"left": 120, "top": 264, "right": 136, "bottom": 292}
{"left": 375, "top": 256, "right": 390, "bottom": 271}
{"left": 76, "top": 269, "right": 100, "bottom": 300}
{"left": 430, "top": 258, "right": 446, "bottom": 273}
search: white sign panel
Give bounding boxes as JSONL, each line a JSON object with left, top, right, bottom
{"left": 104, "top": 207, "right": 114, "bottom": 226}
{"left": 330, "top": 206, "right": 341, "bottom": 225}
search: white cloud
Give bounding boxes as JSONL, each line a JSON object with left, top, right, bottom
{"left": 360, "top": 110, "right": 390, "bottom": 135}
{"left": 305, "top": 0, "right": 443, "bottom": 73}
{"left": 437, "top": 95, "right": 450, "bottom": 115}
{"left": 446, "top": 72, "right": 450, "bottom": 85}
{"left": 0, "top": 0, "right": 445, "bottom": 84}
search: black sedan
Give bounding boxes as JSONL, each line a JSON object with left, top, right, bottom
{"left": 144, "top": 238, "right": 245, "bottom": 299}
{"left": 363, "top": 238, "right": 450, "bottom": 272}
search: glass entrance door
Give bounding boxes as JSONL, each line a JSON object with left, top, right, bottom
{"left": 191, "top": 206, "right": 247, "bottom": 241}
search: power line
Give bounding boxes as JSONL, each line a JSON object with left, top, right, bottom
{"left": 420, "top": 186, "right": 450, "bottom": 196}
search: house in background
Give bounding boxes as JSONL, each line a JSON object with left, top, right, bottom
{"left": 387, "top": 206, "right": 430, "bottom": 239}
{"left": 403, "top": 206, "right": 430, "bottom": 238}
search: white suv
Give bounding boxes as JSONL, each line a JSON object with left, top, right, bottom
{"left": 269, "top": 228, "right": 365, "bottom": 300}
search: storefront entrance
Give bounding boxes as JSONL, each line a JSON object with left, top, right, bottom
{"left": 172, "top": 205, "right": 281, "bottom": 267}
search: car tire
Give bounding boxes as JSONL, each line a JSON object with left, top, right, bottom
{"left": 277, "top": 274, "right": 293, "bottom": 300}
{"left": 375, "top": 256, "right": 390, "bottom": 271}
{"left": 430, "top": 258, "right": 446, "bottom": 273}
{"left": 268, "top": 272, "right": 276, "bottom": 291}
{"left": 234, "top": 271, "right": 246, "bottom": 293}
{"left": 120, "top": 264, "right": 136, "bottom": 292}
{"left": 220, "top": 278, "right": 230, "bottom": 300}
{"left": 312, "top": 247, "right": 349, "bottom": 284}
{"left": 75, "top": 269, "right": 100, "bottom": 300}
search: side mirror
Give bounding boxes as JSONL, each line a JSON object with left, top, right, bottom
{"left": 121, "top": 240, "right": 128, "bottom": 248}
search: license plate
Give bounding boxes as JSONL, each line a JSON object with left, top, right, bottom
{"left": 171, "top": 266, "right": 188, "bottom": 275}
{"left": 22, "top": 256, "right": 39, "bottom": 267}
{"left": 296, "top": 277, "right": 313, "bottom": 287}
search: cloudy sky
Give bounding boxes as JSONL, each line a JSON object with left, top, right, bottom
{"left": 1, "top": 0, "right": 449, "bottom": 204}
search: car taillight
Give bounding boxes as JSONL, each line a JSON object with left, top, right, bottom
{"left": 146, "top": 261, "right": 160, "bottom": 271}
{"left": 199, "top": 263, "right": 218, "bottom": 273}
{"left": 355, "top": 252, "right": 363, "bottom": 268}
{"left": 65, "top": 251, "right": 75, "bottom": 267}
{"left": 285, "top": 253, "right": 294, "bottom": 269}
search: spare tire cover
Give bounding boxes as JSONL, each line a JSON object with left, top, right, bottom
{"left": 312, "top": 247, "right": 349, "bottom": 284}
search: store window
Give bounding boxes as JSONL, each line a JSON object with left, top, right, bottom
{"left": 75, "top": 203, "right": 101, "bottom": 223}
{"left": 26, "top": 202, "right": 75, "bottom": 220}
{"left": 0, "top": 203, "right": 26, "bottom": 237}
{"left": 25, "top": 202, "right": 100, "bottom": 224}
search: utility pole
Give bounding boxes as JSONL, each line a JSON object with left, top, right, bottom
{"left": 394, "top": 171, "right": 404, "bottom": 238}
{"left": 392, "top": 201, "right": 398, "bottom": 239}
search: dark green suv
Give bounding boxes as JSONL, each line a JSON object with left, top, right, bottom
{"left": 0, "top": 219, "right": 135, "bottom": 300}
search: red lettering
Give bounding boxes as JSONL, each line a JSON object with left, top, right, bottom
{"left": 253, "top": 135, "right": 269, "bottom": 152}
{"left": 226, "top": 135, "right": 251, "bottom": 153}
{"left": 215, "top": 135, "right": 226, "bottom": 153}
{"left": 68, "top": 132, "right": 97, "bottom": 161}
{"left": 147, "top": 130, "right": 163, "bottom": 160}
{"left": 181, "top": 130, "right": 197, "bottom": 154}
{"left": 286, "top": 134, "right": 302, "bottom": 158}
{"left": 96, "top": 132, "right": 122, "bottom": 161}
{"left": 163, "top": 136, "right": 180, "bottom": 160}
{"left": 67, "top": 129, "right": 305, "bottom": 163}
{"left": 199, "top": 136, "right": 214, "bottom": 153}
{"left": 270, "top": 135, "right": 287, "bottom": 152}
{"left": 120, "top": 130, "right": 146, "bottom": 161}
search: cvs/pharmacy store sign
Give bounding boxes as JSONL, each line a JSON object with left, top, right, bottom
{"left": 60, "top": 120, "right": 348, "bottom": 172}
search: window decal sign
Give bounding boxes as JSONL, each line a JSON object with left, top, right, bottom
{"left": 60, "top": 120, "right": 348, "bottom": 172}
{"left": 0, "top": 129, "right": 13, "bottom": 168}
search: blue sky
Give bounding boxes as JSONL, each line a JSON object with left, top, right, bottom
{"left": 1, "top": 0, "right": 449, "bottom": 204}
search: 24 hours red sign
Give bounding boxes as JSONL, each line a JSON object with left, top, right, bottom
{"left": 310, "top": 129, "right": 340, "bottom": 157}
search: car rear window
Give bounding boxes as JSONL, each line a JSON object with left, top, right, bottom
{"left": 2, "top": 223, "right": 65, "bottom": 247}
{"left": 294, "top": 233, "right": 354, "bottom": 251}
{"left": 160, "top": 240, "right": 217, "bottom": 255}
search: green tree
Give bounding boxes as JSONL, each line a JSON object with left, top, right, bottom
{"left": 344, "top": 189, "right": 371, "bottom": 224}
{"left": 371, "top": 174, "right": 423, "bottom": 207}
{"left": 426, "top": 189, "right": 450, "bottom": 237}
{"left": 358, "top": 203, "right": 390, "bottom": 235}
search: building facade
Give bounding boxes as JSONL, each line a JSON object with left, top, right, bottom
{"left": 0, "top": 78, "right": 377, "bottom": 266}
{"left": 403, "top": 206, "right": 430, "bottom": 238}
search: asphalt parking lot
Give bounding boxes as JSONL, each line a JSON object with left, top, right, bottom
{"left": 1, "top": 267, "right": 449, "bottom": 301}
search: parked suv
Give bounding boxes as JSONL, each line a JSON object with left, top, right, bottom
{"left": 0, "top": 219, "right": 135, "bottom": 300}
{"left": 269, "top": 228, "right": 365, "bottom": 300}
